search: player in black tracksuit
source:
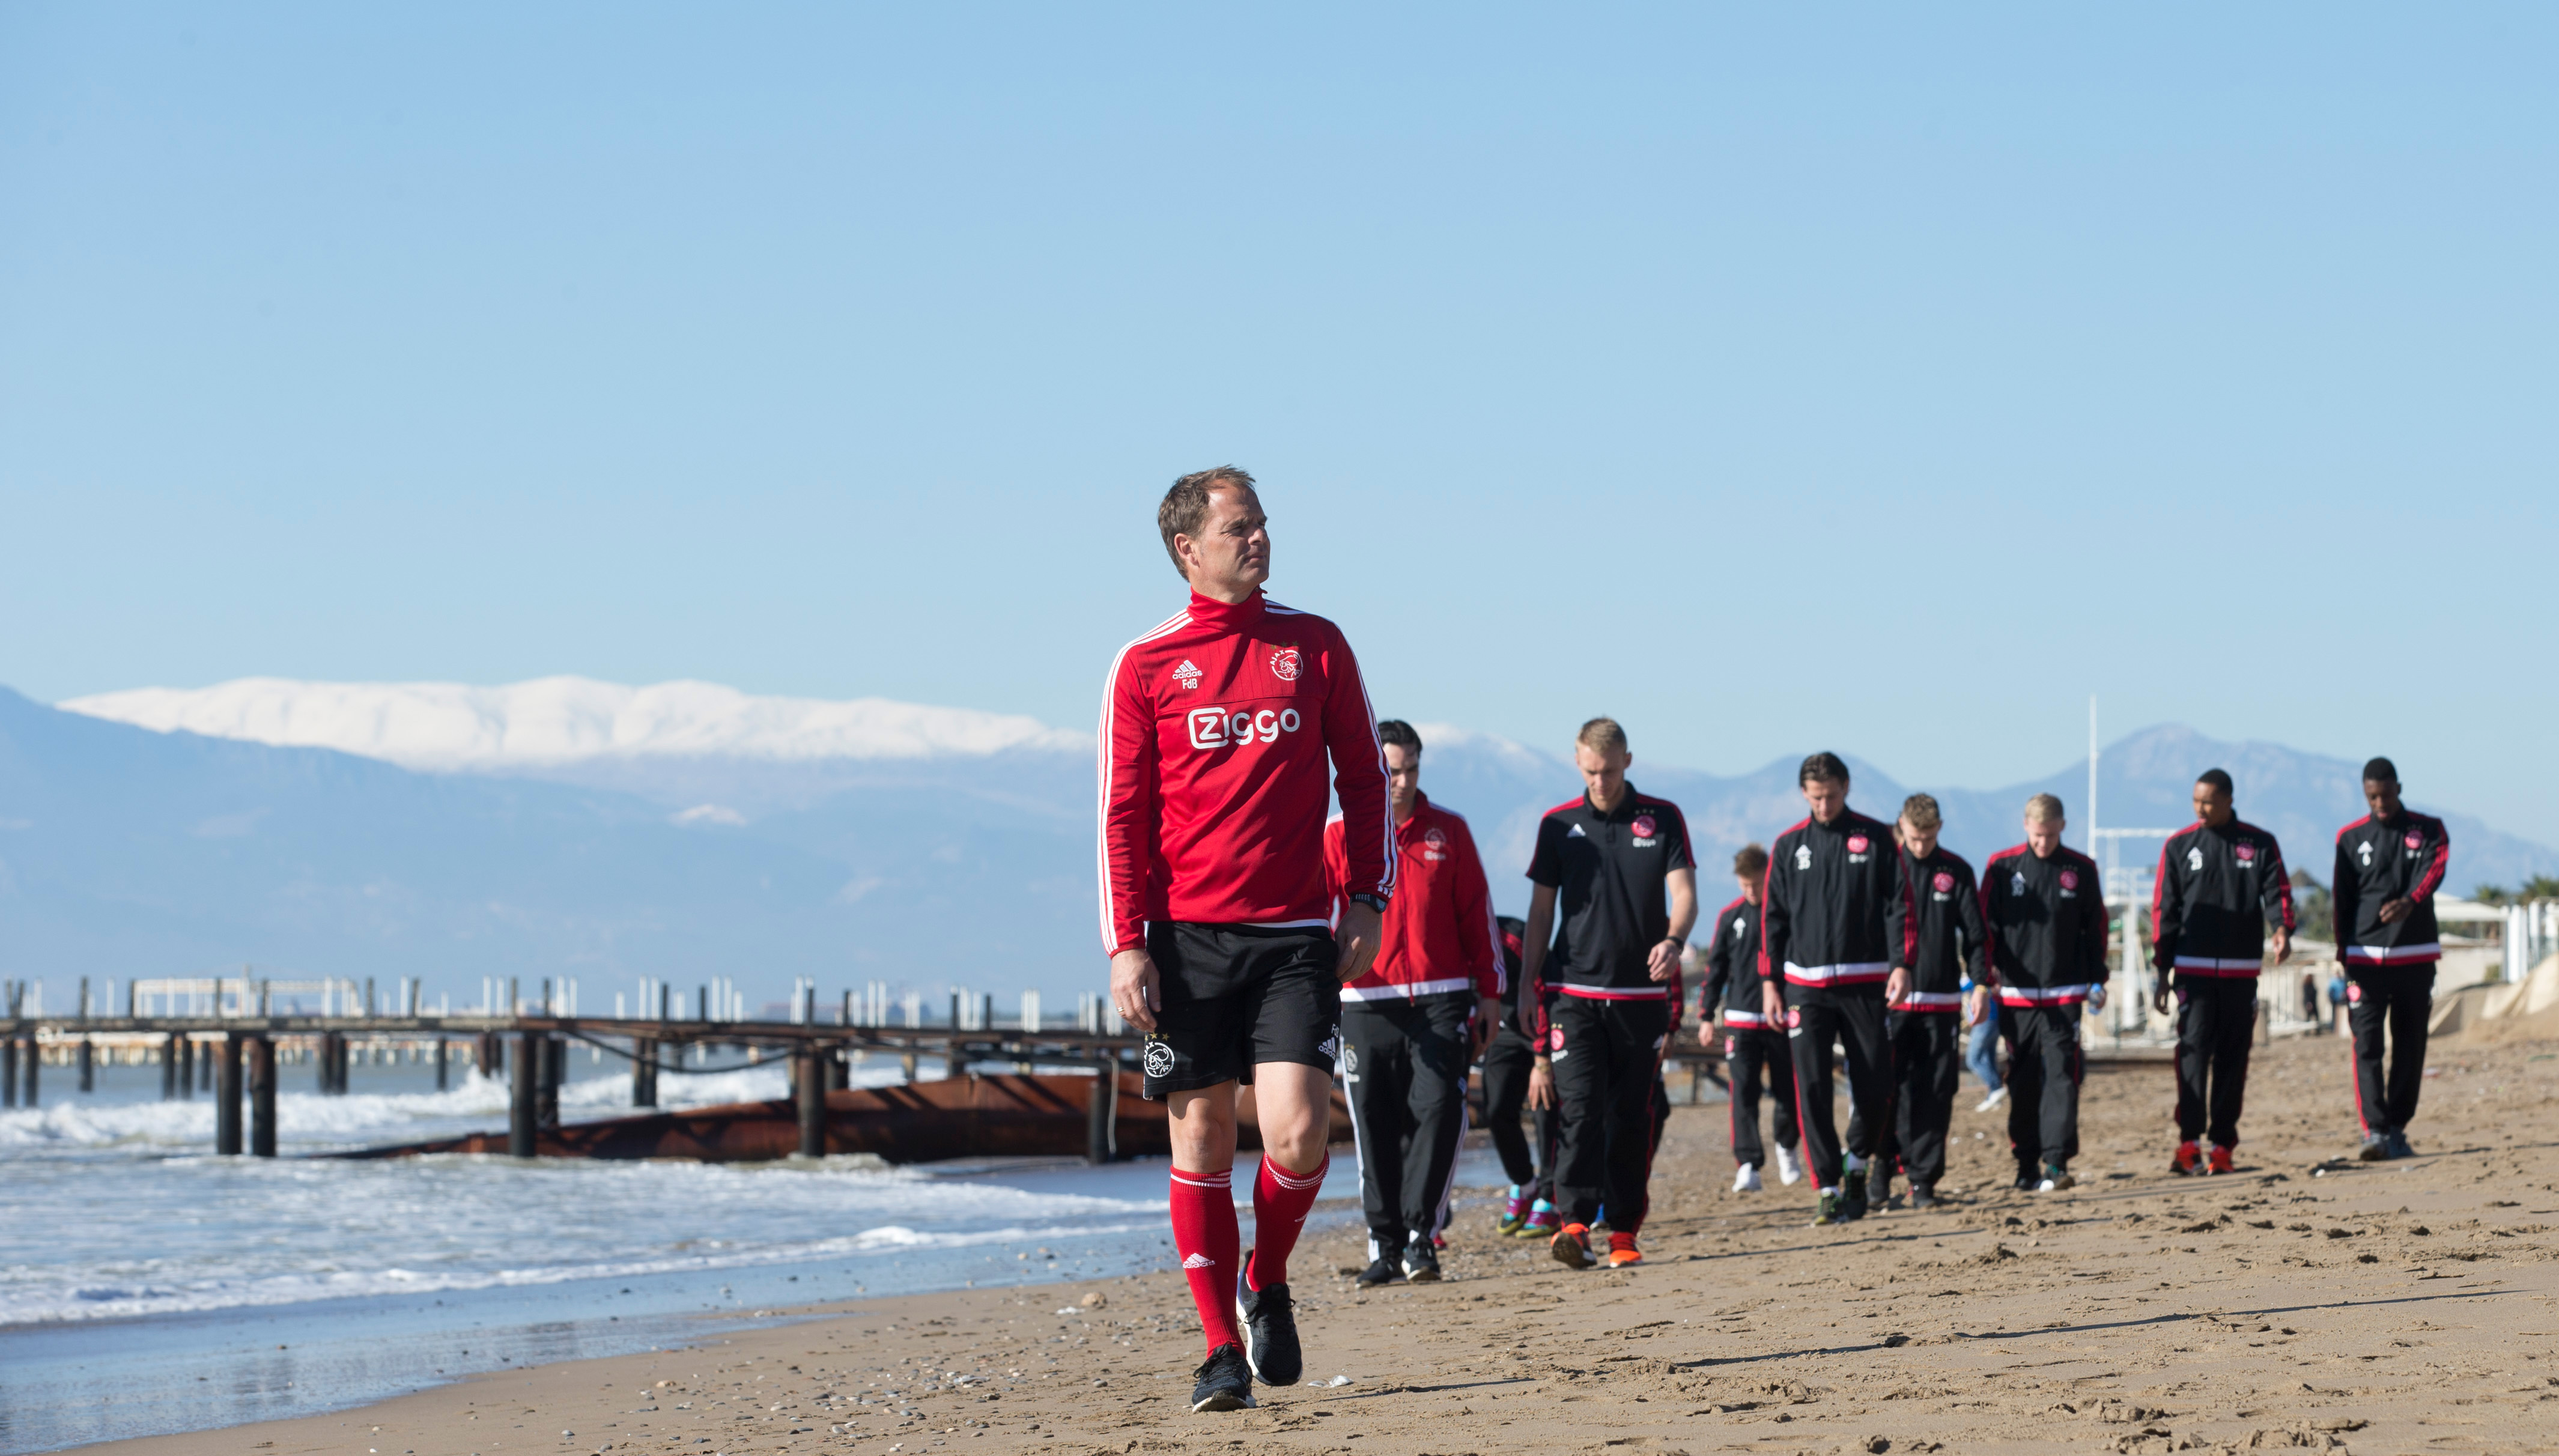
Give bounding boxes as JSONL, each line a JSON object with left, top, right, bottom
{"left": 2151, "top": 768, "right": 2295, "bottom": 1174}
{"left": 1982, "top": 799, "right": 2110, "bottom": 1192}
{"left": 1760, "top": 753, "right": 1908, "bottom": 1227}
{"left": 1701, "top": 846, "right": 1799, "bottom": 1188}
{"left": 2332, "top": 757, "right": 2450, "bottom": 1162}
{"left": 1522, "top": 729, "right": 1698, "bottom": 1270}
{"left": 1877, "top": 796, "right": 1985, "bottom": 1210}
{"left": 1481, "top": 916, "right": 1562, "bottom": 1232}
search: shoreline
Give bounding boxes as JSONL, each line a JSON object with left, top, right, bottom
{"left": 65, "top": 1032, "right": 2559, "bottom": 1456}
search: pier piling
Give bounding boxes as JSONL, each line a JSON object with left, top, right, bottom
{"left": 794, "top": 1048, "right": 824, "bottom": 1157}
{"left": 825, "top": 1043, "right": 848, "bottom": 1092}
{"left": 216, "top": 1033, "right": 244, "bottom": 1155}
{"left": 631, "top": 1037, "right": 657, "bottom": 1108}
{"left": 434, "top": 1036, "right": 448, "bottom": 1091}
{"left": 509, "top": 1030, "right": 538, "bottom": 1157}
{"left": 536, "top": 1036, "right": 562, "bottom": 1130}
{"left": 20, "top": 1034, "right": 35, "bottom": 1108}
{"left": 78, "top": 1036, "right": 94, "bottom": 1093}
{"left": 162, "top": 1032, "right": 179, "bottom": 1100}
{"left": 249, "top": 1036, "right": 277, "bottom": 1157}
{"left": 2, "top": 1036, "right": 14, "bottom": 1109}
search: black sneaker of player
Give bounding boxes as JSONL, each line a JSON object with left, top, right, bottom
{"left": 2013, "top": 1165, "right": 2038, "bottom": 1192}
{"left": 1872, "top": 1168, "right": 1899, "bottom": 1212}
{"left": 1190, "top": 1343, "right": 1256, "bottom": 1412}
{"left": 2384, "top": 1130, "right": 2417, "bottom": 1160}
{"left": 1234, "top": 1257, "right": 1302, "bottom": 1387}
{"left": 1909, "top": 1184, "right": 1940, "bottom": 1210}
{"left": 1355, "top": 1255, "right": 1402, "bottom": 1287}
{"left": 1402, "top": 1237, "right": 1442, "bottom": 1284}
{"left": 1838, "top": 1168, "right": 1868, "bottom": 1221}
{"left": 1811, "top": 1191, "right": 1841, "bottom": 1227}
{"left": 2356, "top": 1133, "right": 2388, "bottom": 1162}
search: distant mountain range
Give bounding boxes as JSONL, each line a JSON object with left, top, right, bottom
{"left": 5, "top": 679, "right": 2549, "bottom": 1006}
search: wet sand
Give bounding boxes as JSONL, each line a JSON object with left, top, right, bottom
{"left": 88, "top": 1028, "right": 2558, "bottom": 1456}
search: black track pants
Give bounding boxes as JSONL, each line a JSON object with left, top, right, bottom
{"left": 1341, "top": 994, "right": 1474, "bottom": 1258}
{"left": 2348, "top": 966, "right": 2435, "bottom": 1135}
{"left": 1785, "top": 984, "right": 1893, "bottom": 1194}
{"left": 1481, "top": 1024, "right": 1557, "bottom": 1199}
{"left": 1999, "top": 1003, "right": 2085, "bottom": 1171}
{"left": 1720, "top": 1024, "right": 1799, "bottom": 1169}
{"left": 1881, "top": 1011, "right": 1960, "bottom": 1186}
{"left": 1549, "top": 993, "right": 1671, "bottom": 1233}
{"left": 2174, "top": 976, "right": 2259, "bottom": 1148}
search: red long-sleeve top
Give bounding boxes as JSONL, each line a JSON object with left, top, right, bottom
{"left": 1324, "top": 792, "right": 1502, "bottom": 1002}
{"left": 1097, "top": 590, "right": 1394, "bottom": 956}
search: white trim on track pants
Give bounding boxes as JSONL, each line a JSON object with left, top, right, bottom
{"left": 1785, "top": 984, "right": 1893, "bottom": 1194}
{"left": 2348, "top": 965, "right": 2434, "bottom": 1135}
{"left": 1722, "top": 1024, "right": 1799, "bottom": 1171}
{"left": 1997, "top": 1003, "right": 2084, "bottom": 1171}
{"left": 1341, "top": 993, "right": 1474, "bottom": 1260}
{"left": 1549, "top": 993, "right": 1671, "bottom": 1233}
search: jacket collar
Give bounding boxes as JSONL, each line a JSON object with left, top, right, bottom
{"left": 1584, "top": 783, "right": 1645, "bottom": 821}
{"left": 1397, "top": 790, "right": 1433, "bottom": 840}
{"left": 1185, "top": 589, "right": 1266, "bottom": 633}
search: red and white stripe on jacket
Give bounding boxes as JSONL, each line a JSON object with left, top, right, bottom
{"left": 1097, "top": 590, "right": 1394, "bottom": 956}
{"left": 1325, "top": 791, "right": 1501, "bottom": 1003}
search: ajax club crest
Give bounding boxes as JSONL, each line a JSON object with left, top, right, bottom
{"left": 1143, "top": 1040, "right": 1176, "bottom": 1079}
{"left": 1268, "top": 647, "right": 1302, "bottom": 681}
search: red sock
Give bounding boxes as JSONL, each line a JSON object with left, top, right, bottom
{"left": 1246, "top": 1153, "right": 1328, "bottom": 1291}
{"left": 1167, "top": 1166, "right": 1243, "bottom": 1354}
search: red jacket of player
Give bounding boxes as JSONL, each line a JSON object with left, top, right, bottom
{"left": 1097, "top": 589, "right": 1394, "bottom": 956}
{"left": 1325, "top": 790, "right": 1501, "bottom": 1003}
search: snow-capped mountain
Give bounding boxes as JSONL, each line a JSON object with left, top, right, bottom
{"left": 60, "top": 677, "right": 1089, "bottom": 769}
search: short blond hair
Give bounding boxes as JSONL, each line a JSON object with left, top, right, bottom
{"left": 1576, "top": 717, "right": 1628, "bottom": 755}
{"left": 2026, "top": 792, "right": 2065, "bottom": 823}
{"left": 1899, "top": 793, "right": 1942, "bottom": 831}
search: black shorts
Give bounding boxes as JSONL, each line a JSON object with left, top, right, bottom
{"left": 1139, "top": 921, "right": 1341, "bottom": 1100}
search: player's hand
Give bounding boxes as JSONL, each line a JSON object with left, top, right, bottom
{"left": 1110, "top": 948, "right": 1161, "bottom": 1034}
{"left": 2151, "top": 977, "right": 2172, "bottom": 1016}
{"left": 1885, "top": 966, "right": 1912, "bottom": 1007}
{"left": 1647, "top": 938, "right": 1681, "bottom": 983}
{"left": 2085, "top": 984, "right": 2108, "bottom": 1015}
{"left": 2376, "top": 897, "right": 2412, "bottom": 924}
{"left": 2269, "top": 927, "right": 2293, "bottom": 966}
{"left": 1335, "top": 901, "right": 1385, "bottom": 984}
{"left": 1528, "top": 1060, "right": 1554, "bottom": 1109}
{"left": 1761, "top": 983, "right": 1785, "bottom": 1027}
{"left": 1473, "top": 995, "right": 1501, "bottom": 1059}
{"left": 1964, "top": 986, "right": 1989, "bottom": 1027}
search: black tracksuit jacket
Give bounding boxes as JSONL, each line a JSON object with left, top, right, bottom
{"left": 2331, "top": 811, "right": 2451, "bottom": 967}
{"left": 1761, "top": 808, "right": 1910, "bottom": 993}
{"left": 2152, "top": 820, "right": 2295, "bottom": 978}
{"left": 1882, "top": 846, "right": 1987, "bottom": 1010}
{"left": 1983, "top": 842, "right": 2111, "bottom": 1004}
{"left": 1700, "top": 897, "right": 1771, "bottom": 1027}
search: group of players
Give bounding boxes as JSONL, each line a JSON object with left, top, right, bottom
{"left": 1100, "top": 469, "right": 2452, "bottom": 1413}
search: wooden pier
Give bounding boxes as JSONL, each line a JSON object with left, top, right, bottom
{"left": 1, "top": 975, "right": 1159, "bottom": 1163}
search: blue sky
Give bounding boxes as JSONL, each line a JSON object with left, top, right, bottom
{"left": 4, "top": 5, "right": 2555, "bottom": 834}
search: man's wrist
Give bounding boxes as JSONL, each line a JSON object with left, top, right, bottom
{"left": 1349, "top": 893, "right": 1388, "bottom": 914}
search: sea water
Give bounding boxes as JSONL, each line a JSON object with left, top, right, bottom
{"left": 0, "top": 1057, "right": 1502, "bottom": 1452}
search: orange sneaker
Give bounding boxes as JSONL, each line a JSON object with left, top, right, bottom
{"left": 1606, "top": 1232, "right": 1644, "bottom": 1267}
{"left": 2172, "top": 1141, "right": 2202, "bottom": 1175}
{"left": 2206, "top": 1144, "right": 2235, "bottom": 1175}
{"left": 1549, "top": 1221, "right": 1594, "bottom": 1269}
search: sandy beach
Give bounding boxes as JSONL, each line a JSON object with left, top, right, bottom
{"left": 88, "top": 1025, "right": 2557, "bottom": 1456}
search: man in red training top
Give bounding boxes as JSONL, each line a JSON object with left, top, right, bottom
{"left": 2332, "top": 757, "right": 2450, "bottom": 1162}
{"left": 2151, "top": 768, "right": 2294, "bottom": 1175}
{"left": 1982, "top": 794, "right": 2110, "bottom": 1193}
{"left": 1100, "top": 467, "right": 1394, "bottom": 1412}
{"left": 1325, "top": 719, "right": 1502, "bottom": 1287}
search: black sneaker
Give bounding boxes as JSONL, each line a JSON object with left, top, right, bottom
{"left": 1812, "top": 1191, "right": 1841, "bottom": 1227}
{"left": 2384, "top": 1130, "right": 2417, "bottom": 1160}
{"left": 1872, "top": 1168, "right": 1899, "bottom": 1211}
{"left": 1839, "top": 1168, "right": 1868, "bottom": 1221}
{"left": 2356, "top": 1133, "right": 2388, "bottom": 1162}
{"left": 1909, "top": 1184, "right": 1940, "bottom": 1210}
{"left": 1190, "top": 1343, "right": 1255, "bottom": 1412}
{"left": 1234, "top": 1257, "right": 1301, "bottom": 1386}
{"left": 1354, "top": 1254, "right": 1402, "bottom": 1287}
{"left": 1402, "top": 1237, "right": 1441, "bottom": 1284}
{"left": 2013, "top": 1166, "right": 2038, "bottom": 1192}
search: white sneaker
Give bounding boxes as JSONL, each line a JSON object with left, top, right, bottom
{"left": 1974, "top": 1086, "right": 2008, "bottom": 1113}
{"left": 1733, "top": 1163, "right": 1762, "bottom": 1193}
{"left": 1773, "top": 1144, "right": 1805, "bottom": 1186}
